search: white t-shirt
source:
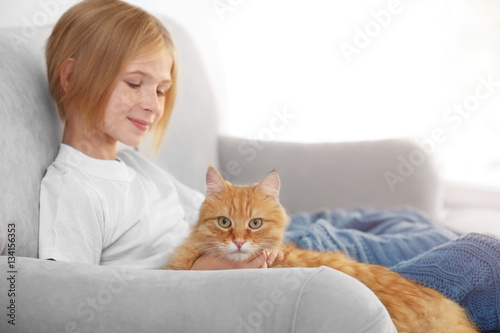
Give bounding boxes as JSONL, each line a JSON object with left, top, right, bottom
{"left": 38, "top": 143, "right": 205, "bottom": 269}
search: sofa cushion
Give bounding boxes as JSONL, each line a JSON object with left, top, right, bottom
{"left": 0, "top": 25, "right": 61, "bottom": 258}
{"left": 0, "top": 257, "right": 397, "bottom": 333}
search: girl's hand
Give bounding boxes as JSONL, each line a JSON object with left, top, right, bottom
{"left": 264, "top": 248, "right": 285, "bottom": 268}
{"left": 190, "top": 248, "right": 284, "bottom": 270}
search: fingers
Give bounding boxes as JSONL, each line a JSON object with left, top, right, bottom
{"left": 276, "top": 250, "right": 285, "bottom": 265}
{"left": 266, "top": 248, "right": 285, "bottom": 267}
{"left": 248, "top": 250, "right": 268, "bottom": 269}
{"left": 261, "top": 250, "right": 271, "bottom": 268}
{"left": 191, "top": 250, "right": 281, "bottom": 270}
{"left": 192, "top": 253, "right": 261, "bottom": 270}
{"left": 267, "top": 249, "right": 276, "bottom": 267}
{"left": 190, "top": 253, "right": 221, "bottom": 270}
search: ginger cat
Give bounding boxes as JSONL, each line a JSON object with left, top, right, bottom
{"left": 166, "top": 167, "right": 478, "bottom": 333}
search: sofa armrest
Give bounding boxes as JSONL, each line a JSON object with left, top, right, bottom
{"left": 0, "top": 257, "right": 395, "bottom": 333}
{"left": 218, "top": 136, "right": 443, "bottom": 218}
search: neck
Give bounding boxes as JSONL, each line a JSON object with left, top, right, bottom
{"left": 62, "top": 116, "right": 117, "bottom": 160}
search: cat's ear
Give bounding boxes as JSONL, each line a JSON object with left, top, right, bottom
{"left": 256, "top": 170, "right": 280, "bottom": 199}
{"left": 206, "top": 166, "right": 228, "bottom": 197}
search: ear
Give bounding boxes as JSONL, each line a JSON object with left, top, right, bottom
{"left": 60, "top": 58, "right": 75, "bottom": 93}
{"left": 206, "top": 166, "right": 228, "bottom": 197}
{"left": 256, "top": 170, "right": 280, "bottom": 199}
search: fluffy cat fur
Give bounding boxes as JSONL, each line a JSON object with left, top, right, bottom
{"left": 165, "top": 167, "right": 478, "bottom": 333}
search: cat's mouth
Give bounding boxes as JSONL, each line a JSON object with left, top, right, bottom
{"left": 223, "top": 246, "right": 258, "bottom": 262}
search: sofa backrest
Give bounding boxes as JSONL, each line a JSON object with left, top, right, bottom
{"left": 0, "top": 16, "right": 219, "bottom": 257}
{"left": 0, "top": 25, "right": 60, "bottom": 258}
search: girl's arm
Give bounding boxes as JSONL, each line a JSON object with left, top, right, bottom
{"left": 39, "top": 175, "right": 104, "bottom": 264}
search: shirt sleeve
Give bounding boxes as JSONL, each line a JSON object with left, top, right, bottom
{"left": 169, "top": 175, "right": 205, "bottom": 227}
{"left": 39, "top": 172, "right": 105, "bottom": 265}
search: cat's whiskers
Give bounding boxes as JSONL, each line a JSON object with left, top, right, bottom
{"left": 193, "top": 240, "right": 222, "bottom": 255}
{"left": 255, "top": 240, "right": 283, "bottom": 251}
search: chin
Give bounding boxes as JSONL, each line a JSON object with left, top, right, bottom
{"left": 119, "top": 136, "right": 146, "bottom": 147}
{"left": 225, "top": 252, "right": 254, "bottom": 263}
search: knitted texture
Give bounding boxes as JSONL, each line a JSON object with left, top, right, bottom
{"left": 285, "top": 208, "right": 500, "bottom": 332}
{"left": 285, "top": 208, "right": 461, "bottom": 265}
{"left": 392, "top": 233, "right": 500, "bottom": 332}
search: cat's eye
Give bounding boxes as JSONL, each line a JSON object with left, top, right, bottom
{"left": 217, "top": 217, "right": 232, "bottom": 228}
{"left": 249, "top": 218, "right": 263, "bottom": 229}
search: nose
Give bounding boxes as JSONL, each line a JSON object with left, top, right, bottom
{"left": 233, "top": 240, "right": 245, "bottom": 250}
{"left": 141, "top": 89, "right": 161, "bottom": 114}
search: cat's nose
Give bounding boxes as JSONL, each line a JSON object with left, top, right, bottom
{"left": 233, "top": 240, "right": 245, "bottom": 250}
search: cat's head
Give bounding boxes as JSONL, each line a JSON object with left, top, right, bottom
{"left": 193, "top": 166, "right": 288, "bottom": 262}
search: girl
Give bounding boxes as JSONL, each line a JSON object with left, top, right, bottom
{"left": 39, "top": 0, "right": 280, "bottom": 270}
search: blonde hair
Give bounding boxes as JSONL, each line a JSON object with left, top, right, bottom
{"left": 46, "top": 0, "right": 177, "bottom": 150}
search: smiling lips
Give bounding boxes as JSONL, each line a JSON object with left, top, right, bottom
{"left": 128, "top": 117, "right": 151, "bottom": 131}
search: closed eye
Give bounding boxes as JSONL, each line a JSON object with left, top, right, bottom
{"left": 127, "top": 82, "right": 140, "bottom": 88}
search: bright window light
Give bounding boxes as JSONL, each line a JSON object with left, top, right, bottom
{"left": 211, "top": 0, "right": 500, "bottom": 187}
{"left": 132, "top": 0, "right": 500, "bottom": 187}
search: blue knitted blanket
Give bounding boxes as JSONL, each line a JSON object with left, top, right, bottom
{"left": 285, "top": 208, "right": 500, "bottom": 332}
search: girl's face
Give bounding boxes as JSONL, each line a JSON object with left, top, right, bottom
{"left": 102, "top": 49, "right": 173, "bottom": 147}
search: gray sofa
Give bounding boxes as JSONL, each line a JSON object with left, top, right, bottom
{"left": 0, "top": 14, "right": 441, "bottom": 333}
